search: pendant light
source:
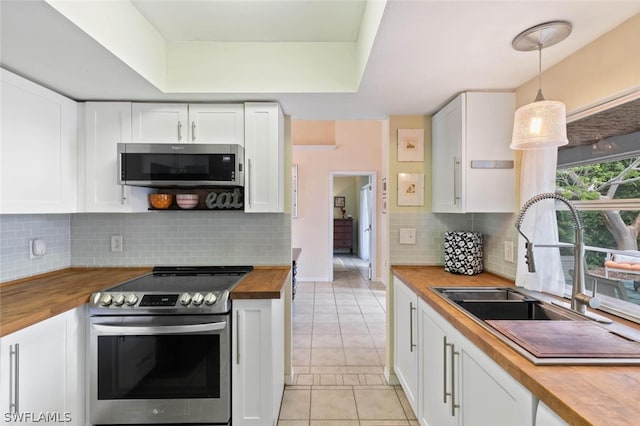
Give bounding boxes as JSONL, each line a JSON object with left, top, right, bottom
{"left": 510, "top": 21, "right": 572, "bottom": 150}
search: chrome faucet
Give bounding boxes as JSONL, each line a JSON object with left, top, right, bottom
{"left": 515, "top": 192, "right": 600, "bottom": 315}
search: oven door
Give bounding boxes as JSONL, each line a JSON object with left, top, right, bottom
{"left": 89, "top": 315, "right": 230, "bottom": 425}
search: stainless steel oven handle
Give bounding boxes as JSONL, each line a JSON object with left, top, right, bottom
{"left": 92, "top": 321, "right": 227, "bottom": 335}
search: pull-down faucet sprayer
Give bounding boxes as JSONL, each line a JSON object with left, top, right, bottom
{"left": 515, "top": 192, "right": 600, "bottom": 315}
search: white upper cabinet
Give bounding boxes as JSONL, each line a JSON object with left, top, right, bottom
{"left": 131, "top": 103, "right": 188, "bottom": 143}
{"left": 189, "top": 104, "right": 244, "bottom": 145}
{"left": 0, "top": 69, "right": 77, "bottom": 214}
{"left": 83, "top": 102, "right": 150, "bottom": 212}
{"left": 244, "top": 102, "right": 284, "bottom": 213}
{"left": 132, "top": 103, "right": 244, "bottom": 145}
{"left": 432, "top": 92, "right": 516, "bottom": 213}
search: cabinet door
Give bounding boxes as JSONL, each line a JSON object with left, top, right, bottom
{"left": 0, "top": 309, "right": 84, "bottom": 425}
{"left": 188, "top": 104, "right": 244, "bottom": 145}
{"left": 432, "top": 93, "right": 464, "bottom": 213}
{"left": 1, "top": 69, "right": 77, "bottom": 214}
{"left": 418, "top": 299, "right": 456, "bottom": 426}
{"left": 393, "top": 278, "right": 419, "bottom": 415}
{"left": 418, "top": 299, "right": 533, "bottom": 426}
{"left": 232, "top": 298, "right": 284, "bottom": 426}
{"left": 536, "top": 401, "right": 568, "bottom": 426}
{"left": 244, "top": 103, "right": 284, "bottom": 213}
{"left": 131, "top": 103, "right": 188, "bottom": 143}
{"left": 458, "top": 341, "right": 532, "bottom": 426}
{"left": 465, "top": 92, "right": 515, "bottom": 212}
{"left": 84, "top": 102, "right": 150, "bottom": 212}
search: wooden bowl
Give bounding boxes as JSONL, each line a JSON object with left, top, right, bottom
{"left": 149, "top": 194, "right": 173, "bottom": 209}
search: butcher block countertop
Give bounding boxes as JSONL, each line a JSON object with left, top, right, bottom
{"left": 0, "top": 266, "right": 291, "bottom": 337}
{"left": 230, "top": 266, "right": 291, "bottom": 299}
{"left": 393, "top": 265, "right": 640, "bottom": 426}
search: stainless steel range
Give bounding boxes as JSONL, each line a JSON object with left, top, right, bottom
{"left": 88, "top": 266, "right": 252, "bottom": 426}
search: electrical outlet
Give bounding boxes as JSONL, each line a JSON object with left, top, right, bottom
{"left": 111, "top": 235, "right": 123, "bottom": 252}
{"left": 29, "top": 239, "right": 46, "bottom": 259}
{"left": 504, "top": 240, "right": 514, "bottom": 263}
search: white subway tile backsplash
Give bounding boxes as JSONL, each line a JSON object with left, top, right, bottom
{"left": 0, "top": 214, "right": 71, "bottom": 282}
{"left": 1, "top": 211, "right": 291, "bottom": 283}
{"left": 389, "top": 211, "right": 517, "bottom": 281}
{"left": 70, "top": 211, "right": 291, "bottom": 267}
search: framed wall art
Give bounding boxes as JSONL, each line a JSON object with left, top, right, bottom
{"left": 397, "top": 173, "right": 424, "bottom": 206}
{"left": 397, "top": 128, "right": 424, "bottom": 162}
{"left": 334, "top": 196, "right": 345, "bottom": 208}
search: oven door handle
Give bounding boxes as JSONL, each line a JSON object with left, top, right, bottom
{"left": 91, "top": 321, "right": 227, "bottom": 335}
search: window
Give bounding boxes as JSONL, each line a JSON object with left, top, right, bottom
{"left": 555, "top": 99, "right": 640, "bottom": 321}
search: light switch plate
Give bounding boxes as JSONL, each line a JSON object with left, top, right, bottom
{"left": 400, "top": 228, "right": 416, "bottom": 245}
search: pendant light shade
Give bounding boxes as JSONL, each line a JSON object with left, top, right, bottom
{"left": 511, "top": 100, "right": 567, "bottom": 149}
{"left": 510, "top": 21, "right": 572, "bottom": 150}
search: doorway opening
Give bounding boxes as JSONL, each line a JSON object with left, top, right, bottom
{"left": 329, "top": 172, "right": 377, "bottom": 283}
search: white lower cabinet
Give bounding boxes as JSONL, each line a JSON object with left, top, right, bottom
{"left": 0, "top": 307, "right": 85, "bottom": 426}
{"left": 536, "top": 401, "right": 568, "bottom": 426}
{"left": 417, "top": 298, "right": 533, "bottom": 426}
{"left": 393, "top": 277, "right": 419, "bottom": 414}
{"left": 232, "top": 297, "right": 285, "bottom": 425}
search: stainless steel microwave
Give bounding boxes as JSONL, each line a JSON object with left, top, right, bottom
{"left": 117, "top": 143, "right": 243, "bottom": 187}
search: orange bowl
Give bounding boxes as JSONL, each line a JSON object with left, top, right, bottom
{"left": 149, "top": 194, "right": 173, "bottom": 209}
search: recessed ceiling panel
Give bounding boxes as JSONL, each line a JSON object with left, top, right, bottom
{"left": 131, "top": 0, "right": 367, "bottom": 42}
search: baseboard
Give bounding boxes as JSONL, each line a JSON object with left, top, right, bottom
{"left": 384, "top": 366, "right": 400, "bottom": 385}
{"left": 284, "top": 369, "right": 296, "bottom": 386}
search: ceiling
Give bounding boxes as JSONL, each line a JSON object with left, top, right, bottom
{"left": 1, "top": 1, "right": 639, "bottom": 119}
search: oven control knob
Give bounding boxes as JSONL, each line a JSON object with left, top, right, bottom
{"left": 100, "top": 294, "right": 113, "bottom": 306}
{"left": 179, "top": 293, "right": 192, "bottom": 306}
{"left": 204, "top": 293, "right": 218, "bottom": 305}
{"left": 192, "top": 293, "right": 204, "bottom": 306}
{"left": 113, "top": 294, "right": 125, "bottom": 306}
{"left": 125, "top": 294, "right": 138, "bottom": 306}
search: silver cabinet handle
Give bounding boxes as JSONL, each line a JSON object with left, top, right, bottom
{"left": 236, "top": 311, "right": 240, "bottom": 365}
{"left": 443, "top": 336, "right": 451, "bottom": 404}
{"left": 92, "top": 322, "right": 226, "bottom": 335}
{"left": 450, "top": 347, "right": 460, "bottom": 416}
{"left": 409, "top": 302, "right": 417, "bottom": 352}
{"left": 453, "top": 156, "right": 461, "bottom": 205}
{"left": 192, "top": 121, "right": 196, "bottom": 142}
{"left": 10, "top": 343, "right": 19, "bottom": 414}
{"left": 247, "top": 158, "right": 252, "bottom": 207}
{"left": 178, "top": 121, "right": 183, "bottom": 141}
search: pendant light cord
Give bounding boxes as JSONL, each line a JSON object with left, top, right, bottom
{"left": 534, "top": 44, "right": 545, "bottom": 102}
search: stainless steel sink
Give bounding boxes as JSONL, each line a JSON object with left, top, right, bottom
{"left": 455, "top": 300, "right": 579, "bottom": 321}
{"left": 436, "top": 287, "right": 528, "bottom": 302}
{"left": 434, "top": 287, "right": 583, "bottom": 321}
{"left": 431, "top": 286, "right": 640, "bottom": 365}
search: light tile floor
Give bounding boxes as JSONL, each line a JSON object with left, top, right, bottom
{"left": 280, "top": 255, "right": 418, "bottom": 425}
